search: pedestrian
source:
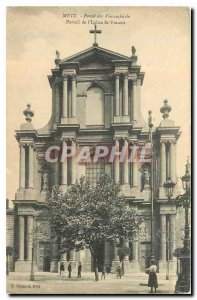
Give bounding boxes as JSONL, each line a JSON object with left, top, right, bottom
{"left": 68, "top": 262, "right": 72, "bottom": 278}
{"left": 101, "top": 265, "right": 106, "bottom": 280}
{"left": 106, "top": 264, "right": 110, "bottom": 274}
{"left": 77, "top": 262, "right": 82, "bottom": 278}
{"left": 146, "top": 259, "right": 158, "bottom": 293}
{"left": 60, "top": 262, "right": 65, "bottom": 277}
{"left": 116, "top": 265, "right": 122, "bottom": 279}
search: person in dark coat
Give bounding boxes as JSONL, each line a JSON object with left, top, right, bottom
{"left": 60, "top": 262, "right": 65, "bottom": 277}
{"left": 146, "top": 260, "right": 158, "bottom": 293}
{"left": 101, "top": 265, "right": 106, "bottom": 280}
{"left": 77, "top": 262, "right": 82, "bottom": 278}
{"left": 116, "top": 265, "right": 122, "bottom": 279}
{"left": 68, "top": 262, "right": 72, "bottom": 278}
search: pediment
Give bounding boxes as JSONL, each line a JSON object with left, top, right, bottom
{"left": 60, "top": 46, "right": 131, "bottom": 67}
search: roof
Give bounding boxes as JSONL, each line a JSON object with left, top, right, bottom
{"left": 59, "top": 45, "right": 132, "bottom": 65}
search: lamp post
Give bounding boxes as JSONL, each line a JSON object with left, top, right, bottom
{"left": 163, "top": 177, "right": 176, "bottom": 280}
{"left": 148, "top": 110, "right": 155, "bottom": 262}
{"left": 175, "top": 158, "right": 191, "bottom": 293}
{"left": 163, "top": 177, "right": 177, "bottom": 200}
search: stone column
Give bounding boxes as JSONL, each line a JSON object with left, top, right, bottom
{"left": 160, "top": 214, "right": 166, "bottom": 261}
{"left": 169, "top": 215, "right": 175, "bottom": 260}
{"left": 69, "top": 250, "right": 76, "bottom": 261}
{"left": 55, "top": 77, "right": 60, "bottom": 123}
{"left": 169, "top": 142, "right": 176, "bottom": 182}
{"left": 26, "top": 216, "right": 34, "bottom": 260}
{"left": 123, "top": 139, "right": 129, "bottom": 184}
{"left": 113, "top": 246, "right": 119, "bottom": 262}
{"left": 51, "top": 243, "right": 59, "bottom": 272}
{"left": 19, "top": 144, "right": 25, "bottom": 189}
{"left": 115, "top": 73, "right": 120, "bottom": 116}
{"left": 69, "top": 250, "right": 77, "bottom": 271}
{"left": 61, "top": 141, "right": 67, "bottom": 185}
{"left": 160, "top": 142, "right": 166, "bottom": 186}
{"left": 71, "top": 140, "right": 76, "bottom": 184}
{"left": 123, "top": 73, "right": 128, "bottom": 116}
{"left": 18, "top": 216, "right": 25, "bottom": 261}
{"left": 53, "top": 149, "right": 59, "bottom": 186}
{"left": 132, "top": 80, "right": 137, "bottom": 122}
{"left": 132, "top": 240, "right": 139, "bottom": 261}
{"left": 132, "top": 147, "right": 138, "bottom": 187}
{"left": 28, "top": 144, "right": 34, "bottom": 188}
{"left": 61, "top": 252, "right": 67, "bottom": 261}
{"left": 123, "top": 241, "right": 129, "bottom": 261}
{"left": 62, "top": 74, "right": 68, "bottom": 118}
{"left": 71, "top": 74, "right": 76, "bottom": 118}
{"left": 114, "top": 139, "right": 120, "bottom": 183}
{"left": 52, "top": 243, "right": 59, "bottom": 259}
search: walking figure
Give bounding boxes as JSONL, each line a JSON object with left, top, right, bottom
{"left": 106, "top": 264, "right": 110, "bottom": 274}
{"left": 60, "top": 262, "right": 64, "bottom": 277}
{"left": 77, "top": 262, "right": 82, "bottom": 278}
{"left": 101, "top": 265, "right": 106, "bottom": 280}
{"left": 116, "top": 265, "right": 122, "bottom": 279}
{"left": 146, "top": 260, "right": 158, "bottom": 293}
{"left": 68, "top": 262, "right": 72, "bottom": 278}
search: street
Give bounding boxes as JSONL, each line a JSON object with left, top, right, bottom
{"left": 7, "top": 272, "right": 177, "bottom": 294}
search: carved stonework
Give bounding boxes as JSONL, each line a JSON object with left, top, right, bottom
{"left": 160, "top": 99, "right": 172, "bottom": 119}
{"left": 42, "top": 172, "right": 49, "bottom": 192}
{"left": 23, "top": 104, "right": 34, "bottom": 122}
{"left": 55, "top": 50, "right": 61, "bottom": 68}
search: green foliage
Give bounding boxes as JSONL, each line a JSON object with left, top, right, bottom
{"left": 48, "top": 174, "right": 142, "bottom": 260}
{"left": 117, "top": 245, "right": 130, "bottom": 262}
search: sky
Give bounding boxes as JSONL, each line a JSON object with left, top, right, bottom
{"left": 6, "top": 6, "right": 191, "bottom": 200}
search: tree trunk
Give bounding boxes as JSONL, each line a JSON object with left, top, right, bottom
{"left": 121, "top": 260, "right": 125, "bottom": 276}
{"left": 94, "top": 257, "right": 99, "bottom": 281}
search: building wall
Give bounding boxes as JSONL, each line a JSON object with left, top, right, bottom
{"left": 11, "top": 46, "right": 183, "bottom": 274}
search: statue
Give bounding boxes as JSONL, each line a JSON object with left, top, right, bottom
{"left": 56, "top": 50, "right": 60, "bottom": 60}
{"left": 42, "top": 172, "right": 49, "bottom": 192}
{"left": 131, "top": 46, "right": 138, "bottom": 64}
{"left": 143, "top": 168, "right": 150, "bottom": 190}
{"left": 131, "top": 46, "right": 136, "bottom": 55}
{"left": 55, "top": 50, "right": 61, "bottom": 68}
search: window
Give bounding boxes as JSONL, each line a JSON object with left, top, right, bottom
{"left": 86, "top": 162, "right": 105, "bottom": 187}
{"left": 86, "top": 86, "right": 104, "bottom": 125}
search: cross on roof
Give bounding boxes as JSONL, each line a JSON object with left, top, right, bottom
{"left": 89, "top": 24, "right": 102, "bottom": 47}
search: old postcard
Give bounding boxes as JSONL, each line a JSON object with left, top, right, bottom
{"left": 6, "top": 6, "right": 191, "bottom": 294}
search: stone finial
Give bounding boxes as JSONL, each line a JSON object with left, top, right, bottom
{"left": 160, "top": 99, "right": 172, "bottom": 119}
{"left": 55, "top": 50, "right": 61, "bottom": 68}
{"left": 131, "top": 46, "right": 138, "bottom": 64}
{"left": 23, "top": 104, "right": 34, "bottom": 122}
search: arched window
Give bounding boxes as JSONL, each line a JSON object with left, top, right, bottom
{"left": 86, "top": 85, "right": 104, "bottom": 125}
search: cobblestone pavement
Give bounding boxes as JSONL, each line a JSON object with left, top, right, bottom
{"left": 7, "top": 272, "right": 177, "bottom": 294}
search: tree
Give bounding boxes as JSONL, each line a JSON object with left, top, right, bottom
{"left": 48, "top": 174, "right": 142, "bottom": 281}
{"left": 28, "top": 223, "right": 51, "bottom": 281}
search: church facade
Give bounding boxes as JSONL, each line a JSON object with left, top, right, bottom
{"left": 10, "top": 33, "right": 182, "bottom": 274}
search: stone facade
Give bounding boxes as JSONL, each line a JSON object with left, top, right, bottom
{"left": 9, "top": 41, "right": 183, "bottom": 273}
